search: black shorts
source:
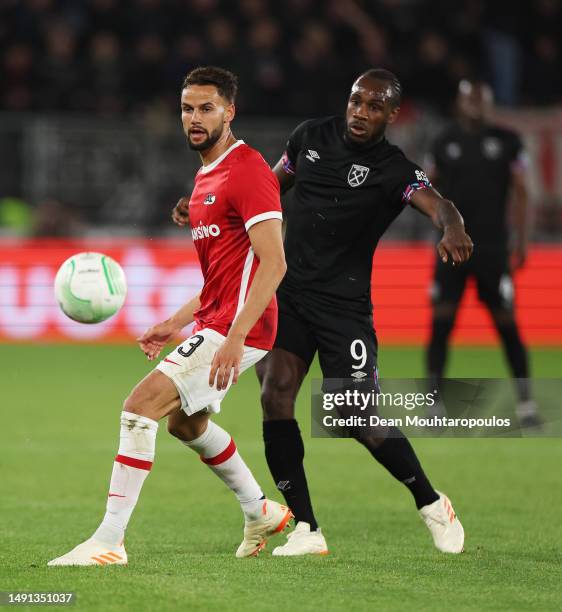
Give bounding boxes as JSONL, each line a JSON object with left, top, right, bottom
{"left": 274, "top": 288, "right": 378, "bottom": 382}
{"left": 431, "top": 249, "right": 514, "bottom": 310}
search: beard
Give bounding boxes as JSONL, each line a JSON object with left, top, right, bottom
{"left": 187, "top": 123, "right": 224, "bottom": 151}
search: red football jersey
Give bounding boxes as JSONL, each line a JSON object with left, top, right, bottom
{"left": 189, "top": 141, "right": 283, "bottom": 350}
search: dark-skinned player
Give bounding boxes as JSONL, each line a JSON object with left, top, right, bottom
{"left": 426, "top": 79, "right": 541, "bottom": 428}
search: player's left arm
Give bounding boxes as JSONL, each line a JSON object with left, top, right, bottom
{"left": 510, "top": 161, "right": 529, "bottom": 271}
{"left": 410, "top": 187, "right": 474, "bottom": 264}
{"left": 209, "top": 219, "right": 286, "bottom": 390}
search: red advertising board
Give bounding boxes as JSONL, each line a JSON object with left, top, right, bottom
{"left": 371, "top": 244, "right": 562, "bottom": 345}
{"left": 0, "top": 239, "right": 560, "bottom": 345}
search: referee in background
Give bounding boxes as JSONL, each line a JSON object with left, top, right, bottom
{"left": 425, "top": 79, "right": 541, "bottom": 427}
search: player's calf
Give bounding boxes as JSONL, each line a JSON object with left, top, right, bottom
{"left": 167, "top": 408, "right": 209, "bottom": 441}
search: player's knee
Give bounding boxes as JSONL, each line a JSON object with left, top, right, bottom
{"left": 352, "top": 426, "right": 388, "bottom": 450}
{"left": 123, "top": 383, "right": 158, "bottom": 416}
{"left": 261, "top": 376, "right": 296, "bottom": 420}
{"left": 489, "top": 307, "right": 515, "bottom": 327}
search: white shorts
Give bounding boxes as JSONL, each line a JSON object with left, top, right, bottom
{"left": 156, "top": 328, "right": 267, "bottom": 416}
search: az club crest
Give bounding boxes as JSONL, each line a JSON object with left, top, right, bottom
{"left": 347, "top": 164, "right": 370, "bottom": 187}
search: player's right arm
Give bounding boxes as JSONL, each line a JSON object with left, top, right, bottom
{"left": 272, "top": 120, "right": 312, "bottom": 195}
{"left": 172, "top": 196, "right": 190, "bottom": 227}
{"left": 272, "top": 158, "right": 295, "bottom": 194}
{"left": 410, "top": 187, "right": 473, "bottom": 264}
{"left": 137, "top": 292, "right": 201, "bottom": 360}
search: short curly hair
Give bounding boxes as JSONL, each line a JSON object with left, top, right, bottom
{"left": 182, "top": 66, "right": 238, "bottom": 103}
{"left": 359, "top": 68, "right": 402, "bottom": 108}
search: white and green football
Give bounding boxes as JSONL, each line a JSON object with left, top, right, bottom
{"left": 54, "top": 252, "right": 127, "bottom": 324}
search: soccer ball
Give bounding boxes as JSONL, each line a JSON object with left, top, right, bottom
{"left": 54, "top": 252, "right": 127, "bottom": 323}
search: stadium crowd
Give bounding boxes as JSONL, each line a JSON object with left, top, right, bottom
{"left": 1, "top": 0, "right": 562, "bottom": 118}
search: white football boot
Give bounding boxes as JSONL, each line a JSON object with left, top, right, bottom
{"left": 419, "top": 491, "right": 464, "bottom": 553}
{"left": 516, "top": 400, "right": 543, "bottom": 430}
{"left": 236, "top": 499, "right": 293, "bottom": 558}
{"left": 272, "top": 521, "right": 329, "bottom": 556}
{"left": 48, "top": 538, "right": 127, "bottom": 566}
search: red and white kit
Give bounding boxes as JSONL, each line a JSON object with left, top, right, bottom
{"left": 158, "top": 140, "right": 283, "bottom": 414}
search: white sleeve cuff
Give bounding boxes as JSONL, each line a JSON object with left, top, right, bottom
{"left": 245, "top": 211, "right": 283, "bottom": 231}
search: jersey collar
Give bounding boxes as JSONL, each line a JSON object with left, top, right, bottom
{"left": 200, "top": 140, "right": 245, "bottom": 174}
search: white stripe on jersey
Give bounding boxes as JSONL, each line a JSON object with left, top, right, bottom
{"left": 235, "top": 247, "right": 255, "bottom": 316}
{"left": 245, "top": 211, "right": 283, "bottom": 231}
{"left": 200, "top": 140, "right": 245, "bottom": 175}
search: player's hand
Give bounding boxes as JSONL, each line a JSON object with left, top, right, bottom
{"left": 511, "top": 241, "right": 527, "bottom": 271}
{"left": 209, "top": 333, "right": 245, "bottom": 391}
{"left": 137, "top": 320, "right": 181, "bottom": 361}
{"left": 438, "top": 225, "right": 474, "bottom": 265}
{"left": 172, "top": 196, "right": 190, "bottom": 227}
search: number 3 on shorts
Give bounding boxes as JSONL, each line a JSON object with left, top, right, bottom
{"left": 178, "top": 334, "right": 204, "bottom": 358}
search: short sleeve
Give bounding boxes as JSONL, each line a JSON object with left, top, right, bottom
{"left": 229, "top": 153, "right": 283, "bottom": 232}
{"left": 280, "top": 120, "right": 310, "bottom": 176}
{"left": 382, "top": 157, "right": 432, "bottom": 208}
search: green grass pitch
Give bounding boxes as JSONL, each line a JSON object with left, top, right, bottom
{"left": 1, "top": 344, "right": 561, "bottom": 611}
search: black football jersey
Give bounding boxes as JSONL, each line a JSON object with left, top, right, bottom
{"left": 280, "top": 116, "right": 430, "bottom": 312}
{"left": 428, "top": 123, "right": 526, "bottom": 249}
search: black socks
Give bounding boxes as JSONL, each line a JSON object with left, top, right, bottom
{"left": 263, "top": 420, "right": 437, "bottom": 518}
{"left": 362, "top": 427, "right": 439, "bottom": 510}
{"left": 263, "top": 419, "right": 318, "bottom": 531}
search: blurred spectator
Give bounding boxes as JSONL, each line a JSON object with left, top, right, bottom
{"left": 523, "top": 35, "right": 562, "bottom": 105}
{"left": 0, "top": 0, "right": 561, "bottom": 116}
{"left": 2, "top": 43, "right": 35, "bottom": 111}
{"left": 31, "top": 198, "right": 83, "bottom": 237}
{"left": 289, "top": 22, "right": 346, "bottom": 115}
{"left": 83, "top": 0, "right": 128, "bottom": 40}
{"left": 168, "top": 34, "right": 207, "bottom": 93}
{"left": 238, "top": 0, "right": 270, "bottom": 23}
{"left": 240, "top": 18, "right": 286, "bottom": 114}
{"left": 484, "top": 28, "right": 522, "bottom": 106}
{"left": 127, "top": 0, "right": 173, "bottom": 39}
{"left": 407, "top": 32, "right": 456, "bottom": 114}
{"left": 37, "top": 21, "right": 83, "bottom": 112}
{"left": 206, "top": 17, "right": 239, "bottom": 68}
{"left": 87, "top": 32, "right": 125, "bottom": 116}
{"left": 329, "top": 0, "right": 389, "bottom": 68}
{"left": 126, "top": 34, "right": 168, "bottom": 113}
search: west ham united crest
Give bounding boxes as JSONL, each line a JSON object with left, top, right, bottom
{"left": 347, "top": 164, "right": 370, "bottom": 187}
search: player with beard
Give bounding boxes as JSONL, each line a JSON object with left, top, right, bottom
{"left": 49, "top": 67, "right": 291, "bottom": 566}
{"left": 174, "top": 69, "right": 473, "bottom": 556}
